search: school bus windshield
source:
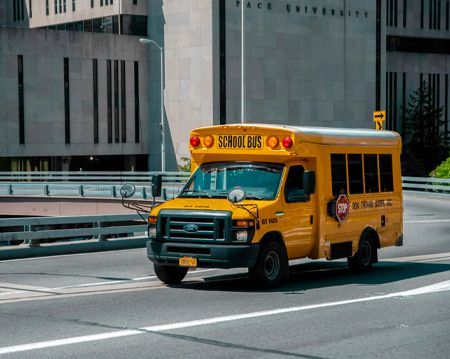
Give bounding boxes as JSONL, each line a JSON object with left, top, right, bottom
{"left": 179, "top": 162, "right": 284, "bottom": 200}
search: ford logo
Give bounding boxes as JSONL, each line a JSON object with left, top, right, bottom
{"left": 183, "top": 224, "right": 199, "bottom": 233}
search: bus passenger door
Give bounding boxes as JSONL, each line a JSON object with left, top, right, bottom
{"left": 281, "top": 163, "right": 316, "bottom": 259}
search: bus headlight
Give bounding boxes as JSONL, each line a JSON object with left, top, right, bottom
{"left": 235, "top": 230, "right": 248, "bottom": 242}
{"left": 149, "top": 226, "right": 157, "bottom": 239}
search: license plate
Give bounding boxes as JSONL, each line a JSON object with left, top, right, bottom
{"left": 179, "top": 256, "right": 197, "bottom": 267}
{"left": 217, "top": 135, "right": 263, "bottom": 150}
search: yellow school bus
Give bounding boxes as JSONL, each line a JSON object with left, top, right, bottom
{"left": 147, "top": 124, "right": 403, "bottom": 287}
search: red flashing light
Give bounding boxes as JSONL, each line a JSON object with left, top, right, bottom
{"left": 282, "top": 136, "right": 293, "bottom": 149}
{"left": 190, "top": 136, "right": 200, "bottom": 147}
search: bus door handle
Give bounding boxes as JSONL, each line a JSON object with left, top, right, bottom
{"left": 310, "top": 215, "right": 314, "bottom": 224}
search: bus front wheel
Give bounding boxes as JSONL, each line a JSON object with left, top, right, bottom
{"left": 249, "top": 241, "right": 288, "bottom": 288}
{"left": 154, "top": 264, "right": 188, "bottom": 284}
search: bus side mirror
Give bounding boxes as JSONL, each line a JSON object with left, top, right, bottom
{"left": 152, "top": 175, "right": 162, "bottom": 198}
{"left": 303, "top": 171, "right": 316, "bottom": 195}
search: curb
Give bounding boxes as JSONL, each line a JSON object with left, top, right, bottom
{"left": 0, "top": 237, "right": 148, "bottom": 261}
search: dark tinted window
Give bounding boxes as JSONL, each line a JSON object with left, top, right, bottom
{"left": 379, "top": 154, "right": 394, "bottom": 192}
{"left": 348, "top": 154, "right": 364, "bottom": 194}
{"left": 284, "top": 165, "right": 305, "bottom": 203}
{"left": 331, "top": 154, "right": 347, "bottom": 195}
{"left": 364, "top": 155, "right": 379, "bottom": 193}
{"left": 121, "top": 15, "right": 147, "bottom": 36}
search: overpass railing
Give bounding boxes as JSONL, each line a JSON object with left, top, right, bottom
{"left": 0, "top": 171, "right": 190, "bottom": 200}
{"left": 402, "top": 177, "right": 450, "bottom": 194}
{"left": 0, "top": 214, "right": 147, "bottom": 247}
{"left": 1, "top": 173, "right": 449, "bottom": 199}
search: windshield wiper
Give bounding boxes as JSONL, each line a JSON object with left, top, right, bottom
{"left": 180, "top": 189, "right": 212, "bottom": 198}
{"left": 245, "top": 193, "right": 263, "bottom": 200}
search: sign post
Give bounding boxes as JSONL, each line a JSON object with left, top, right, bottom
{"left": 373, "top": 111, "right": 386, "bottom": 131}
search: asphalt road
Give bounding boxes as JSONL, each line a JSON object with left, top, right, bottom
{"left": 0, "top": 192, "right": 449, "bottom": 358}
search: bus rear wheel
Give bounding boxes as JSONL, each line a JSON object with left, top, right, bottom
{"left": 348, "top": 235, "right": 376, "bottom": 272}
{"left": 154, "top": 264, "right": 188, "bottom": 284}
{"left": 249, "top": 241, "right": 288, "bottom": 288}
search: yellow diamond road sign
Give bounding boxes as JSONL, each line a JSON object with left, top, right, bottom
{"left": 373, "top": 111, "right": 386, "bottom": 122}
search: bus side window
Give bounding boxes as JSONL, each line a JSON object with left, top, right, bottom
{"left": 284, "top": 165, "right": 307, "bottom": 203}
{"left": 379, "top": 154, "right": 394, "bottom": 192}
{"left": 364, "top": 154, "right": 379, "bottom": 193}
{"left": 348, "top": 154, "right": 364, "bottom": 194}
{"left": 331, "top": 154, "right": 347, "bottom": 195}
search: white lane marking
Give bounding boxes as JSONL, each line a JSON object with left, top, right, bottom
{"left": 0, "top": 248, "right": 141, "bottom": 263}
{"left": 386, "top": 252, "right": 450, "bottom": 262}
{"left": 405, "top": 219, "right": 450, "bottom": 224}
{"left": 1, "top": 280, "right": 450, "bottom": 355}
{"left": 0, "top": 269, "right": 218, "bottom": 296}
{"left": 50, "top": 269, "right": 217, "bottom": 290}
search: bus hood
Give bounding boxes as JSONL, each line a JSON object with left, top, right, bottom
{"left": 150, "top": 197, "right": 275, "bottom": 219}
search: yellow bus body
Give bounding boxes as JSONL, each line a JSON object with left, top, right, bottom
{"left": 147, "top": 124, "right": 403, "bottom": 284}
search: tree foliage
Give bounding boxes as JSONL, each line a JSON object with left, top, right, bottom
{"left": 430, "top": 156, "right": 450, "bottom": 178}
{"left": 403, "top": 81, "right": 449, "bottom": 176}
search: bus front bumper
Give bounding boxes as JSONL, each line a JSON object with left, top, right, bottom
{"left": 147, "top": 241, "right": 259, "bottom": 269}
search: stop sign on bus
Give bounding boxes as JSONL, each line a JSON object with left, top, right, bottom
{"left": 336, "top": 194, "right": 350, "bottom": 223}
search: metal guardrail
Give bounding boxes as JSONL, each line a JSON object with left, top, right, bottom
{"left": 1, "top": 173, "right": 449, "bottom": 198}
{"left": 402, "top": 177, "right": 450, "bottom": 193}
{"left": 0, "top": 214, "right": 147, "bottom": 247}
{"left": 0, "top": 172, "right": 190, "bottom": 200}
{"left": 0, "top": 173, "right": 448, "bottom": 250}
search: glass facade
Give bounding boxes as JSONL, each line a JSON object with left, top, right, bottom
{"left": 42, "top": 15, "right": 147, "bottom": 36}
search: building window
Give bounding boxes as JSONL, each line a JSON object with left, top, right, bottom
{"left": 114, "top": 60, "right": 119, "bottom": 143}
{"left": 54, "top": 0, "right": 57, "bottom": 14}
{"left": 134, "top": 61, "right": 140, "bottom": 143}
{"left": 100, "top": 0, "right": 103, "bottom": 6}
{"left": 121, "top": 15, "right": 148, "bottom": 36}
{"left": 133, "top": 0, "right": 137, "bottom": 4}
{"left": 331, "top": 154, "right": 347, "bottom": 195}
{"left": 91, "top": 0, "right": 94, "bottom": 8}
{"left": 46, "top": 0, "right": 49, "bottom": 15}
{"left": 121, "top": 61, "right": 126, "bottom": 143}
{"left": 29, "top": 0, "right": 32, "bottom": 18}
{"left": 63, "top": 0, "right": 66, "bottom": 13}
{"left": 72, "top": 0, "right": 76, "bottom": 12}
{"left": 93, "top": 59, "right": 99, "bottom": 144}
{"left": 64, "top": 57, "right": 70, "bottom": 144}
{"left": 107, "top": 60, "right": 112, "bottom": 143}
{"left": 18, "top": 55, "right": 25, "bottom": 145}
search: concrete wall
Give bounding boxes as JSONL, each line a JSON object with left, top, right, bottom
{"left": 0, "top": 27, "right": 149, "bottom": 158}
{"left": 147, "top": 0, "right": 215, "bottom": 170}
{"left": 224, "top": 0, "right": 378, "bottom": 129}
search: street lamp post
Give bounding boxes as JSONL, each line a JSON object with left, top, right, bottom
{"left": 139, "top": 38, "right": 165, "bottom": 172}
{"left": 241, "top": 2, "right": 245, "bottom": 124}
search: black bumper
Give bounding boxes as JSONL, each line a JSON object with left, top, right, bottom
{"left": 147, "top": 240, "right": 259, "bottom": 269}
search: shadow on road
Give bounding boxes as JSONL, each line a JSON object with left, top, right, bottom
{"left": 177, "top": 260, "right": 450, "bottom": 293}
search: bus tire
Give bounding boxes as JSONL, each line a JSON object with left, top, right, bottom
{"left": 249, "top": 241, "right": 288, "bottom": 288}
{"left": 347, "top": 234, "right": 376, "bottom": 272}
{"left": 154, "top": 264, "right": 188, "bottom": 284}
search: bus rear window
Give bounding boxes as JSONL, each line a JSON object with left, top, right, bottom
{"left": 379, "top": 154, "right": 394, "bottom": 192}
{"left": 364, "top": 155, "right": 379, "bottom": 193}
